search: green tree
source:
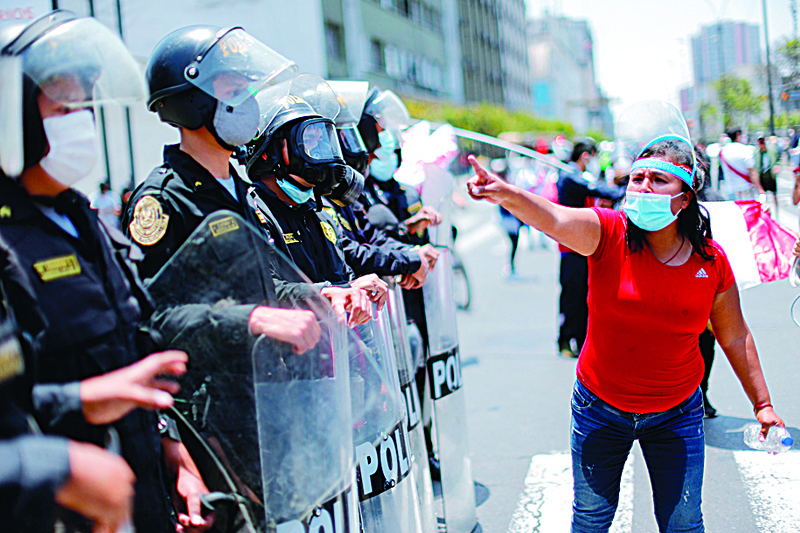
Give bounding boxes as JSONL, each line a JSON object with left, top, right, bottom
{"left": 404, "top": 98, "right": 575, "bottom": 139}
{"left": 698, "top": 103, "right": 718, "bottom": 141}
{"left": 713, "top": 74, "right": 762, "bottom": 129}
{"left": 776, "top": 38, "right": 800, "bottom": 91}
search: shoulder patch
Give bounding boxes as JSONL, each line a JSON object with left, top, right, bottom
{"left": 129, "top": 195, "right": 169, "bottom": 246}
{"left": 0, "top": 206, "right": 11, "bottom": 218}
{"left": 283, "top": 232, "right": 300, "bottom": 244}
{"left": 320, "top": 221, "right": 337, "bottom": 244}
{"left": 33, "top": 254, "right": 81, "bottom": 282}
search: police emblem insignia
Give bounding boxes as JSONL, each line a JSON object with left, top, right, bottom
{"left": 0, "top": 206, "right": 11, "bottom": 218}
{"left": 320, "top": 221, "right": 337, "bottom": 244}
{"left": 283, "top": 232, "right": 300, "bottom": 244}
{"left": 129, "top": 196, "right": 169, "bottom": 246}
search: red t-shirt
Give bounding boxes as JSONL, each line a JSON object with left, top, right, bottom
{"left": 577, "top": 208, "right": 736, "bottom": 413}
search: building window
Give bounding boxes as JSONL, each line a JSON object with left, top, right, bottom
{"left": 325, "top": 23, "right": 344, "bottom": 62}
{"left": 371, "top": 39, "right": 386, "bottom": 72}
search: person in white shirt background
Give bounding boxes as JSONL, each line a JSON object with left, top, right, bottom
{"left": 90, "top": 181, "right": 122, "bottom": 230}
{"left": 719, "top": 127, "right": 764, "bottom": 201}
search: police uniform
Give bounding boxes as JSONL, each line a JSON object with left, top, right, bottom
{"left": 326, "top": 198, "right": 423, "bottom": 278}
{"left": 0, "top": 236, "right": 72, "bottom": 533}
{"left": 362, "top": 177, "right": 428, "bottom": 246}
{"left": 123, "top": 145, "right": 279, "bottom": 280}
{"left": 250, "top": 184, "right": 352, "bottom": 285}
{"left": 0, "top": 178, "right": 174, "bottom": 533}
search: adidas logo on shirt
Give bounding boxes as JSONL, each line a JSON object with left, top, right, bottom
{"left": 695, "top": 268, "right": 709, "bottom": 278}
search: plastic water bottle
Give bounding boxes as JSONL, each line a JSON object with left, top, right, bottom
{"left": 743, "top": 424, "right": 794, "bottom": 453}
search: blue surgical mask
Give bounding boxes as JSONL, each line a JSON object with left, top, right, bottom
{"left": 623, "top": 192, "right": 683, "bottom": 231}
{"left": 277, "top": 177, "right": 313, "bottom": 204}
{"left": 369, "top": 130, "right": 398, "bottom": 182}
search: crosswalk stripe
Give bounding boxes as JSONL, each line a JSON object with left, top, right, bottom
{"left": 732, "top": 450, "right": 800, "bottom": 533}
{"left": 506, "top": 452, "right": 634, "bottom": 533}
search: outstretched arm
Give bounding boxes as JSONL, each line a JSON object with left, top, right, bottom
{"left": 466, "top": 156, "right": 602, "bottom": 256}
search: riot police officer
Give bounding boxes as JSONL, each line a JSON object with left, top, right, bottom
{"left": 0, "top": 12, "right": 209, "bottom": 532}
{"left": 123, "top": 25, "right": 363, "bottom": 333}
{"left": 244, "top": 74, "right": 386, "bottom": 321}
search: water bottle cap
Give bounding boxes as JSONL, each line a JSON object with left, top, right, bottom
{"left": 781, "top": 436, "right": 793, "bottom": 447}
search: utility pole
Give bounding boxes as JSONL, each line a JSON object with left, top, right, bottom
{"left": 763, "top": 0, "right": 775, "bottom": 135}
{"left": 792, "top": 0, "right": 798, "bottom": 39}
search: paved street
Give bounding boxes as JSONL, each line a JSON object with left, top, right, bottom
{"left": 451, "top": 171, "right": 800, "bottom": 533}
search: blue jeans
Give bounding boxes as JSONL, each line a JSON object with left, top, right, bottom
{"left": 571, "top": 380, "right": 705, "bottom": 533}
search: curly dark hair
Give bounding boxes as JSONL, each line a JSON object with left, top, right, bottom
{"left": 626, "top": 139, "right": 715, "bottom": 261}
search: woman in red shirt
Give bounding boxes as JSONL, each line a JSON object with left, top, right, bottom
{"left": 466, "top": 138, "right": 785, "bottom": 533}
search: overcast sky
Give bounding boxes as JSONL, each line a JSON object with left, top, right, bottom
{"left": 527, "top": 0, "right": 795, "bottom": 118}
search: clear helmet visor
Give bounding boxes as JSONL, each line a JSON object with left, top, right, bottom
{"left": 338, "top": 125, "right": 367, "bottom": 155}
{"left": 326, "top": 80, "right": 369, "bottom": 127}
{"left": 184, "top": 28, "right": 297, "bottom": 108}
{"left": 297, "top": 119, "right": 342, "bottom": 162}
{"left": 19, "top": 17, "right": 146, "bottom": 108}
{"left": 366, "top": 89, "right": 410, "bottom": 143}
{"left": 259, "top": 72, "right": 341, "bottom": 133}
{"left": 615, "top": 100, "right": 696, "bottom": 183}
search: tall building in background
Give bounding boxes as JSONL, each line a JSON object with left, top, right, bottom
{"left": 323, "top": 0, "right": 464, "bottom": 102}
{"left": 457, "top": 0, "right": 503, "bottom": 104}
{"left": 682, "top": 20, "right": 766, "bottom": 140}
{"left": 691, "top": 21, "right": 761, "bottom": 84}
{"left": 496, "top": 0, "right": 532, "bottom": 110}
{"left": 527, "top": 12, "right": 612, "bottom": 136}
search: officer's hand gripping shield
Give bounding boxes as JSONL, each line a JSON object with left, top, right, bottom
{"left": 422, "top": 247, "right": 477, "bottom": 533}
{"left": 145, "top": 212, "right": 397, "bottom": 532}
{"left": 615, "top": 100, "right": 697, "bottom": 188}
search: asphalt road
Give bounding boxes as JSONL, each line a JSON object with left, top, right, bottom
{"left": 450, "top": 174, "right": 800, "bottom": 533}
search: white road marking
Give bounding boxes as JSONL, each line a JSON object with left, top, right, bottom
{"left": 507, "top": 452, "right": 634, "bottom": 533}
{"left": 733, "top": 450, "right": 800, "bottom": 533}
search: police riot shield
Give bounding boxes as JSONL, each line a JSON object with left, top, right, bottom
{"left": 422, "top": 248, "right": 477, "bottom": 533}
{"left": 386, "top": 280, "right": 437, "bottom": 533}
{"left": 146, "top": 211, "right": 390, "bottom": 533}
{"left": 353, "top": 303, "right": 424, "bottom": 533}
{"left": 420, "top": 164, "right": 454, "bottom": 247}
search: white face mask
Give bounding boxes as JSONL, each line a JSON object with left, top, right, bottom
{"left": 39, "top": 110, "right": 99, "bottom": 186}
{"left": 213, "top": 96, "right": 260, "bottom": 148}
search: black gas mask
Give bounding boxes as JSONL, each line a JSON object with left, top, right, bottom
{"left": 270, "top": 118, "right": 364, "bottom": 206}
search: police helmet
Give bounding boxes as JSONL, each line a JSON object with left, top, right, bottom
{"left": 146, "top": 25, "right": 297, "bottom": 135}
{"left": 0, "top": 11, "right": 145, "bottom": 175}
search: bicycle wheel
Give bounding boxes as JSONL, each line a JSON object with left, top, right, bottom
{"left": 452, "top": 263, "right": 471, "bottom": 310}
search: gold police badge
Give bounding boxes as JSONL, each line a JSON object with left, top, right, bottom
{"left": 320, "top": 221, "right": 337, "bottom": 244}
{"left": 129, "top": 196, "right": 169, "bottom": 246}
